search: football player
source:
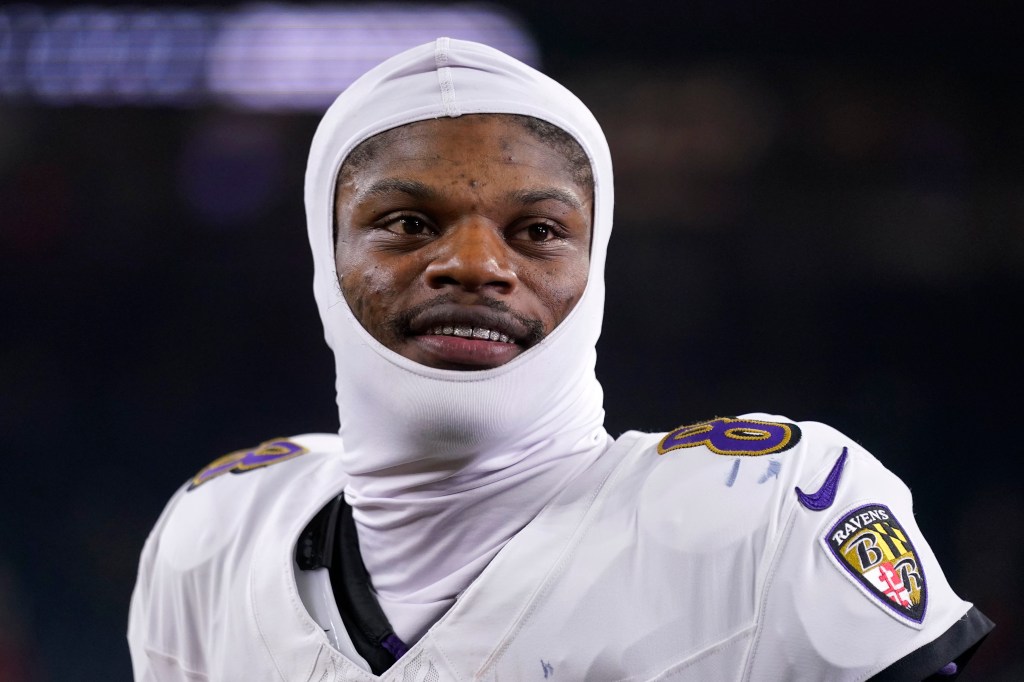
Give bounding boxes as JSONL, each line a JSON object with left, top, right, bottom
{"left": 128, "top": 38, "right": 992, "bottom": 680}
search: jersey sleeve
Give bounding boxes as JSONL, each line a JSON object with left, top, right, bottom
{"left": 127, "top": 484, "right": 213, "bottom": 681}
{"left": 743, "top": 432, "right": 993, "bottom": 681}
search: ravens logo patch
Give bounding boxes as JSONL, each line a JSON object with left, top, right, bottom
{"left": 824, "top": 503, "right": 927, "bottom": 626}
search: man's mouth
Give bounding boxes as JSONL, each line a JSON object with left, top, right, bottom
{"left": 398, "top": 300, "right": 541, "bottom": 369}
{"left": 425, "top": 325, "right": 515, "bottom": 344}
{"left": 405, "top": 300, "right": 539, "bottom": 347}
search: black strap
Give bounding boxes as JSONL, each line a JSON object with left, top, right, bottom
{"left": 296, "top": 494, "right": 343, "bottom": 571}
{"left": 869, "top": 606, "right": 995, "bottom": 681}
{"left": 295, "top": 494, "right": 407, "bottom": 675}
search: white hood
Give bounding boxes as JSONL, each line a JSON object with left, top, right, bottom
{"left": 304, "top": 37, "right": 614, "bottom": 644}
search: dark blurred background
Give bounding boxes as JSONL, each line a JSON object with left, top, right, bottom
{"left": 1, "top": 1, "right": 1021, "bottom": 679}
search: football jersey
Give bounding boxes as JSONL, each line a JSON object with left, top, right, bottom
{"left": 128, "top": 415, "right": 992, "bottom": 680}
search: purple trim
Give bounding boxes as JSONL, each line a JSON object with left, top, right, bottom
{"left": 937, "top": 662, "right": 958, "bottom": 676}
{"left": 381, "top": 633, "right": 409, "bottom": 660}
{"left": 795, "top": 447, "right": 848, "bottom": 511}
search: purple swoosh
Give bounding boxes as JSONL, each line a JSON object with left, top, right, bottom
{"left": 795, "top": 447, "right": 848, "bottom": 511}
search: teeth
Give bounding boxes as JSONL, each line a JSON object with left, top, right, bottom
{"left": 426, "top": 326, "right": 514, "bottom": 343}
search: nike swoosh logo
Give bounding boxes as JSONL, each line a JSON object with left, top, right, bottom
{"left": 795, "top": 447, "right": 848, "bottom": 511}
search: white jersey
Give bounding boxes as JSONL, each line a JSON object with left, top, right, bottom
{"left": 128, "top": 415, "right": 991, "bottom": 680}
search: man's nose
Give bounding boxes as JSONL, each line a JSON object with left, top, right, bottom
{"left": 424, "top": 221, "right": 518, "bottom": 293}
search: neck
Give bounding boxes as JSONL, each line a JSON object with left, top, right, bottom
{"left": 344, "top": 420, "right": 610, "bottom": 644}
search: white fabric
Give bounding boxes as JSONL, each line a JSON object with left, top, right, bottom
{"left": 127, "top": 419, "right": 980, "bottom": 681}
{"left": 303, "top": 37, "right": 614, "bottom": 642}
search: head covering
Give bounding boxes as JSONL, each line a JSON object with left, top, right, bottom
{"left": 304, "top": 37, "right": 614, "bottom": 644}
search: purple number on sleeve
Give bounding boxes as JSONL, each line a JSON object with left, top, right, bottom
{"left": 658, "top": 417, "right": 801, "bottom": 457}
{"left": 188, "top": 439, "right": 309, "bottom": 490}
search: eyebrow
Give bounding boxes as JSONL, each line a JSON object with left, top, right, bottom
{"left": 353, "top": 178, "right": 586, "bottom": 213}
{"left": 504, "top": 187, "right": 586, "bottom": 212}
{"left": 356, "top": 178, "right": 442, "bottom": 203}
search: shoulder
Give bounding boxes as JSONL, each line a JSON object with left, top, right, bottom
{"left": 624, "top": 412, "right": 904, "bottom": 506}
{"left": 613, "top": 413, "right": 862, "bottom": 529}
{"left": 128, "top": 432, "right": 347, "bottom": 677}
{"left": 620, "top": 412, "right": 936, "bottom": 597}
{"left": 611, "top": 414, "right": 991, "bottom": 678}
{"left": 652, "top": 411, "right": 856, "bottom": 470}
{"left": 185, "top": 434, "right": 338, "bottom": 490}
{"left": 587, "top": 414, "right": 853, "bottom": 607}
{"left": 145, "top": 432, "right": 346, "bottom": 569}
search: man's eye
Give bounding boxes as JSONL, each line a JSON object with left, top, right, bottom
{"left": 385, "top": 217, "right": 430, "bottom": 236}
{"left": 513, "top": 223, "right": 558, "bottom": 242}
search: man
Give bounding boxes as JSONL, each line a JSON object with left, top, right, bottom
{"left": 128, "top": 38, "right": 992, "bottom": 680}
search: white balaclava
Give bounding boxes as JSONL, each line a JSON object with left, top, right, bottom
{"left": 304, "top": 38, "right": 614, "bottom": 644}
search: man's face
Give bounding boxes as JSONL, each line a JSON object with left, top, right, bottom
{"left": 334, "top": 115, "right": 593, "bottom": 370}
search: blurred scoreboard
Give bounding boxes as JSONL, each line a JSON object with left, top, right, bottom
{"left": 0, "top": 3, "right": 538, "bottom": 110}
